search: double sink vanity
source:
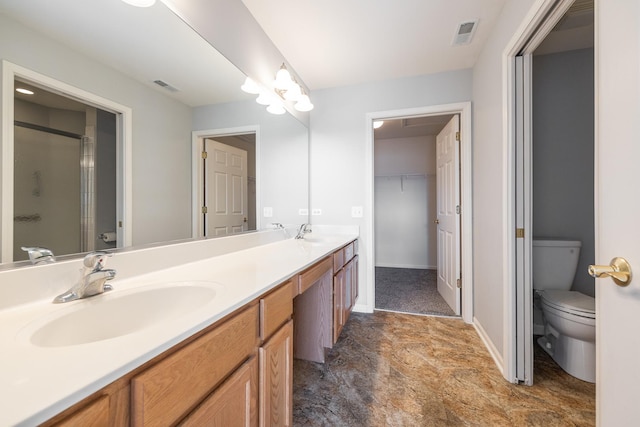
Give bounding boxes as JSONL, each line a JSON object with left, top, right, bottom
{"left": 0, "top": 228, "right": 359, "bottom": 426}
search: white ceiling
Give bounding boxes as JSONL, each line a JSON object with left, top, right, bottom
{"left": 241, "top": 0, "right": 508, "bottom": 90}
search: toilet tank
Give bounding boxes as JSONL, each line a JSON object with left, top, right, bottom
{"left": 532, "top": 239, "right": 582, "bottom": 291}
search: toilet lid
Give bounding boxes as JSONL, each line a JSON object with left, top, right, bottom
{"left": 540, "top": 290, "right": 595, "bottom": 318}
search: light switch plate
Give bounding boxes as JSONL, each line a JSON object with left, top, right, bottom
{"left": 263, "top": 207, "right": 273, "bottom": 217}
{"left": 312, "top": 208, "right": 322, "bottom": 216}
{"left": 351, "top": 206, "right": 363, "bottom": 218}
{"left": 299, "top": 208, "right": 309, "bottom": 216}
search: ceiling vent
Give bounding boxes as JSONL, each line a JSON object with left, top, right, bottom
{"left": 453, "top": 20, "right": 478, "bottom": 46}
{"left": 153, "top": 79, "right": 179, "bottom": 92}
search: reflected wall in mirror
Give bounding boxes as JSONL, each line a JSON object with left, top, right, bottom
{"left": 0, "top": 0, "right": 309, "bottom": 267}
{"left": 13, "top": 79, "right": 118, "bottom": 262}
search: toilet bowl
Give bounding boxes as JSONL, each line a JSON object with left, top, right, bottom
{"left": 538, "top": 290, "right": 595, "bottom": 383}
{"left": 533, "top": 239, "right": 596, "bottom": 383}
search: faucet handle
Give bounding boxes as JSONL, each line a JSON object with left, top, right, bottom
{"left": 21, "top": 247, "right": 56, "bottom": 264}
{"left": 83, "top": 251, "right": 112, "bottom": 271}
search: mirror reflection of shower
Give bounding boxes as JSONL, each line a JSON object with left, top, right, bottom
{"left": 13, "top": 79, "right": 117, "bottom": 261}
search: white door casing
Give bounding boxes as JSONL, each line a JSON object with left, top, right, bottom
{"left": 436, "top": 115, "right": 461, "bottom": 315}
{"left": 204, "top": 139, "right": 248, "bottom": 237}
{"left": 595, "top": 1, "right": 640, "bottom": 423}
{"left": 364, "top": 102, "right": 473, "bottom": 323}
{"left": 1, "top": 61, "right": 132, "bottom": 263}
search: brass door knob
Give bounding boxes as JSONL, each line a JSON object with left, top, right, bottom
{"left": 434, "top": 219, "right": 440, "bottom": 224}
{"left": 588, "top": 257, "right": 632, "bottom": 286}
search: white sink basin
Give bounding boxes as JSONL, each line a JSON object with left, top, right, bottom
{"left": 20, "top": 281, "right": 223, "bottom": 347}
{"left": 302, "top": 235, "right": 345, "bottom": 245}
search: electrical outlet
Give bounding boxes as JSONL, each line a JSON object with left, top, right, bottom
{"left": 311, "top": 208, "right": 322, "bottom": 216}
{"left": 263, "top": 207, "right": 273, "bottom": 217}
{"left": 351, "top": 206, "right": 363, "bottom": 218}
{"left": 299, "top": 208, "right": 309, "bottom": 216}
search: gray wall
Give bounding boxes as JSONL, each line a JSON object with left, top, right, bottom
{"left": 1, "top": 14, "right": 193, "bottom": 248}
{"left": 375, "top": 136, "right": 437, "bottom": 269}
{"left": 309, "top": 69, "right": 472, "bottom": 310}
{"left": 471, "top": 0, "right": 537, "bottom": 362}
{"left": 533, "top": 48, "right": 595, "bottom": 297}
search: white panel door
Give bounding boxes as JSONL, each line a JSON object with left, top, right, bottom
{"left": 596, "top": 1, "right": 640, "bottom": 423}
{"left": 205, "top": 139, "right": 248, "bottom": 237}
{"left": 436, "top": 115, "right": 461, "bottom": 314}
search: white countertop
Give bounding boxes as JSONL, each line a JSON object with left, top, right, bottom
{"left": 0, "top": 233, "right": 357, "bottom": 426}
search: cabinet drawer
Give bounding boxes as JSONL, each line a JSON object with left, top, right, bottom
{"left": 180, "top": 357, "right": 258, "bottom": 427}
{"left": 53, "top": 395, "right": 110, "bottom": 427}
{"left": 131, "top": 305, "right": 259, "bottom": 427}
{"left": 343, "top": 242, "right": 354, "bottom": 263}
{"left": 260, "top": 280, "right": 293, "bottom": 342}
{"left": 298, "top": 256, "right": 332, "bottom": 294}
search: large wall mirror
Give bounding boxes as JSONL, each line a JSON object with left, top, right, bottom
{"left": 0, "top": 0, "right": 309, "bottom": 266}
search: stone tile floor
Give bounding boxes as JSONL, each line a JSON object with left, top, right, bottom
{"left": 293, "top": 311, "right": 595, "bottom": 426}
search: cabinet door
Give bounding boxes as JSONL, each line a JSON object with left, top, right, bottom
{"left": 131, "top": 305, "right": 259, "bottom": 426}
{"left": 52, "top": 396, "right": 110, "bottom": 427}
{"left": 333, "top": 269, "right": 345, "bottom": 344}
{"left": 180, "top": 357, "right": 258, "bottom": 427}
{"left": 44, "top": 382, "right": 129, "bottom": 427}
{"left": 343, "top": 259, "right": 353, "bottom": 314}
{"left": 352, "top": 255, "right": 359, "bottom": 303}
{"left": 260, "top": 320, "right": 293, "bottom": 427}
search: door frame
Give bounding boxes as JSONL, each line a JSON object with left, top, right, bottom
{"left": 364, "top": 101, "right": 473, "bottom": 323}
{"left": 1, "top": 60, "right": 132, "bottom": 262}
{"left": 191, "top": 126, "right": 260, "bottom": 238}
{"left": 502, "top": 0, "right": 577, "bottom": 384}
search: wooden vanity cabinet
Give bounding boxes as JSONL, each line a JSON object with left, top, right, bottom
{"left": 41, "top": 240, "right": 359, "bottom": 427}
{"left": 42, "top": 381, "right": 129, "bottom": 427}
{"left": 179, "top": 356, "right": 258, "bottom": 426}
{"left": 131, "top": 304, "right": 259, "bottom": 426}
{"left": 332, "top": 242, "right": 358, "bottom": 344}
{"left": 259, "top": 280, "right": 294, "bottom": 427}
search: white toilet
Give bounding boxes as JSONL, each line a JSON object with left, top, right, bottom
{"left": 533, "top": 239, "right": 596, "bottom": 383}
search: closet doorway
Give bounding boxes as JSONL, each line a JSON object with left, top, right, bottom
{"left": 373, "top": 113, "right": 459, "bottom": 316}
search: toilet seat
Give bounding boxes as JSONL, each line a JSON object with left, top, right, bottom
{"left": 540, "top": 290, "right": 595, "bottom": 319}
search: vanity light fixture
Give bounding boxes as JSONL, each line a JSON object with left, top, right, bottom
{"left": 121, "top": 0, "right": 156, "bottom": 7}
{"left": 256, "top": 91, "right": 275, "bottom": 106}
{"left": 241, "top": 63, "right": 314, "bottom": 114}
{"left": 266, "top": 101, "right": 286, "bottom": 115}
{"left": 240, "top": 77, "right": 260, "bottom": 94}
{"left": 373, "top": 120, "right": 384, "bottom": 129}
{"left": 274, "top": 63, "right": 294, "bottom": 90}
{"left": 294, "top": 93, "right": 314, "bottom": 112}
{"left": 16, "top": 87, "right": 35, "bottom": 95}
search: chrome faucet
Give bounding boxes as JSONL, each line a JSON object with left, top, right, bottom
{"left": 53, "top": 251, "right": 116, "bottom": 303}
{"left": 21, "top": 246, "right": 56, "bottom": 264}
{"left": 271, "top": 223, "right": 291, "bottom": 238}
{"left": 295, "top": 223, "right": 311, "bottom": 239}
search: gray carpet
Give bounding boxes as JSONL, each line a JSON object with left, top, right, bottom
{"left": 375, "top": 267, "right": 456, "bottom": 316}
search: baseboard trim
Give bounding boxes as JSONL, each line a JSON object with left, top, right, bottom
{"left": 353, "top": 303, "right": 373, "bottom": 313}
{"left": 473, "top": 317, "right": 504, "bottom": 375}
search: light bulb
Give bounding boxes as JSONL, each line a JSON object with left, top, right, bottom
{"left": 240, "top": 77, "right": 260, "bottom": 94}
{"left": 267, "top": 102, "right": 286, "bottom": 115}
{"left": 284, "top": 83, "right": 302, "bottom": 102}
{"left": 256, "top": 91, "right": 274, "bottom": 106}
{"left": 294, "top": 95, "right": 314, "bottom": 112}
{"left": 373, "top": 120, "right": 384, "bottom": 129}
{"left": 274, "top": 64, "right": 293, "bottom": 90}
